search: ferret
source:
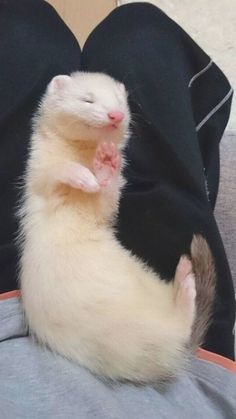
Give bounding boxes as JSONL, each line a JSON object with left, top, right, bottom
{"left": 18, "top": 71, "right": 215, "bottom": 384}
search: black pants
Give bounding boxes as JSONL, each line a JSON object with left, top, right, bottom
{"left": 0, "top": 0, "right": 235, "bottom": 359}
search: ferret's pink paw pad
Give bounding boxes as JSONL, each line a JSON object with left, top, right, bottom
{"left": 93, "top": 142, "right": 121, "bottom": 186}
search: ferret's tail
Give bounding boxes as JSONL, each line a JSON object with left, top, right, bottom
{"left": 190, "top": 235, "right": 216, "bottom": 350}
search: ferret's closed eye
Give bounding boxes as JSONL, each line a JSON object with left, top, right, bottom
{"left": 81, "top": 96, "right": 94, "bottom": 104}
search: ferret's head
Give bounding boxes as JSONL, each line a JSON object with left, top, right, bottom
{"left": 40, "top": 72, "right": 130, "bottom": 145}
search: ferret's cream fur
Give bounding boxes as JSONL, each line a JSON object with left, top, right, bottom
{"left": 18, "top": 72, "right": 215, "bottom": 384}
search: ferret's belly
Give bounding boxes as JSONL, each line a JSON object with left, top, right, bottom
{"left": 20, "top": 212, "right": 173, "bottom": 338}
{"left": 20, "top": 211, "right": 186, "bottom": 383}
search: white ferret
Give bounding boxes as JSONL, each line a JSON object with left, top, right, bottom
{"left": 18, "top": 72, "right": 215, "bottom": 384}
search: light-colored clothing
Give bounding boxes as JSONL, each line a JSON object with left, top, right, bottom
{"left": 0, "top": 293, "right": 236, "bottom": 419}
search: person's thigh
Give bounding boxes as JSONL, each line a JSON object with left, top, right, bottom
{"left": 81, "top": 3, "right": 235, "bottom": 359}
{"left": 1, "top": 297, "right": 236, "bottom": 419}
{"left": 0, "top": 0, "right": 81, "bottom": 293}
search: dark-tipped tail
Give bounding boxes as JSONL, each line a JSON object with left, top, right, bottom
{"left": 190, "top": 235, "right": 216, "bottom": 350}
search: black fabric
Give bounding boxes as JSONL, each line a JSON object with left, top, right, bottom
{"left": 0, "top": 0, "right": 81, "bottom": 292}
{"left": 0, "top": 1, "right": 235, "bottom": 359}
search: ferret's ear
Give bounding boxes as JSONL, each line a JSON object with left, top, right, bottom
{"left": 49, "top": 75, "right": 71, "bottom": 93}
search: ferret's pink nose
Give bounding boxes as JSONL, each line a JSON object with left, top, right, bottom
{"left": 108, "top": 111, "right": 124, "bottom": 123}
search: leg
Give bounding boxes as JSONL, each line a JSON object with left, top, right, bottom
{"left": 93, "top": 142, "right": 121, "bottom": 187}
{"left": 0, "top": 0, "right": 81, "bottom": 293}
{"left": 81, "top": 3, "right": 235, "bottom": 358}
{"left": 93, "top": 142, "right": 123, "bottom": 220}
{"left": 54, "top": 162, "right": 100, "bottom": 193}
{"left": 2, "top": 297, "right": 236, "bottom": 418}
{"left": 39, "top": 143, "right": 120, "bottom": 194}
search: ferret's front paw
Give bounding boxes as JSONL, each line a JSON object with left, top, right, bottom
{"left": 64, "top": 164, "right": 100, "bottom": 193}
{"left": 93, "top": 142, "right": 121, "bottom": 187}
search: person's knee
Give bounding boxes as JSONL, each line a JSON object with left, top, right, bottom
{"left": 115, "top": 2, "right": 173, "bottom": 27}
{"left": 114, "top": 3, "right": 176, "bottom": 58}
{"left": 82, "top": 2, "right": 176, "bottom": 81}
{"left": 0, "top": 0, "right": 81, "bottom": 122}
{"left": 1, "top": 0, "right": 81, "bottom": 73}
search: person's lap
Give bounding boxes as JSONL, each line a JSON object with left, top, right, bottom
{"left": 0, "top": 0, "right": 235, "bottom": 365}
{"left": 1, "top": 0, "right": 235, "bottom": 358}
{"left": 1, "top": 294, "right": 236, "bottom": 419}
{"left": 0, "top": 1, "right": 236, "bottom": 417}
{"left": 28, "top": 0, "right": 236, "bottom": 357}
